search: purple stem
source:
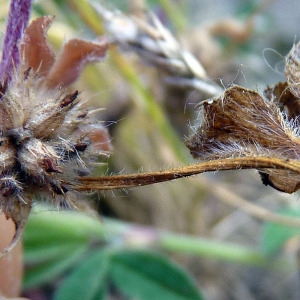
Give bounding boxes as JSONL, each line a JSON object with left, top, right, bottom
{"left": 0, "top": 0, "right": 32, "bottom": 82}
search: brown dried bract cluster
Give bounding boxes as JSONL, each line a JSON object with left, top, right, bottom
{"left": 0, "top": 16, "right": 111, "bottom": 256}
{"left": 186, "top": 41, "right": 300, "bottom": 194}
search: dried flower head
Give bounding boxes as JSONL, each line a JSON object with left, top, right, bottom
{"left": 186, "top": 85, "right": 300, "bottom": 193}
{"left": 0, "top": 14, "right": 111, "bottom": 256}
{"left": 186, "top": 39, "right": 300, "bottom": 194}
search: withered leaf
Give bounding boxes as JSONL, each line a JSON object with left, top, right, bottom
{"left": 186, "top": 85, "right": 300, "bottom": 193}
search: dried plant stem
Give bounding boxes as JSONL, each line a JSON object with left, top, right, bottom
{"left": 65, "top": 0, "right": 105, "bottom": 34}
{"left": 77, "top": 156, "right": 300, "bottom": 190}
{"left": 76, "top": 156, "right": 300, "bottom": 226}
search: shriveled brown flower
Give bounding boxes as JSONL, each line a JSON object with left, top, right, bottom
{"left": 0, "top": 16, "right": 111, "bottom": 256}
{"left": 186, "top": 40, "right": 300, "bottom": 194}
{"left": 186, "top": 85, "right": 300, "bottom": 193}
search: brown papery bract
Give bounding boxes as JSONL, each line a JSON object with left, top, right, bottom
{"left": 20, "top": 16, "right": 109, "bottom": 89}
{"left": 182, "top": 39, "right": 300, "bottom": 193}
{"left": 45, "top": 36, "right": 108, "bottom": 89}
{"left": 20, "top": 16, "right": 56, "bottom": 76}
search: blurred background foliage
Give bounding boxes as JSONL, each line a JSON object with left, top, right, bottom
{"left": 1, "top": 0, "right": 300, "bottom": 299}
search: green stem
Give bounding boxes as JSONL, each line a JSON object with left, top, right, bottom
{"left": 158, "top": 0, "right": 187, "bottom": 31}
{"left": 100, "top": 218, "right": 292, "bottom": 269}
{"left": 24, "top": 209, "right": 293, "bottom": 270}
{"left": 159, "top": 233, "right": 288, "bottom": 268}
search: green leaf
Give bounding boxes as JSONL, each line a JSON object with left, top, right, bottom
{"left": 23, "top": 208, "right": 104, "bottom": 265}
{"left": 110, "top": 250, "right": 204, "bottom": 300}
{"left": 24, "top": 209, "right": 103, "bottom": 243}
{"left": 261, "top": 206, "right": 300, "bottom": 256}
{"left": 23, "top": 244, "right": 88, "bottom": 290}
{"left": 54, "top": 249, "right": 110, "bottom": 300}
{"left": 24, "top": 242, "right": 86, "bottom": 264}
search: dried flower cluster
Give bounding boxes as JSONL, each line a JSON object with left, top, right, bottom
{"left": 186, "top": 41, "right": 300, "bottom": 193}
{"left": 0, "top": 16, "right": 111, "bottom": 256}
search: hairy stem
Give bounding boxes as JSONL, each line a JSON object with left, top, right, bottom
{"left": 76, "top": 156, "right": 300, "bottom": 226}
{"left": 77, "top": 156, "right": 300, "bottom": 190}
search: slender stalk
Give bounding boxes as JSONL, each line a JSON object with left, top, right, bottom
{"left": 105, "top": 218, "right": 290, "bottom": 268}
{"left": 158, "top": 0, "right": 187, "bottom": 31}
{"left": 77, "top": 156, "right": 300, "bottom": 190}
{"left": 75, "top": 156, "right": 300, "bottom": 226}
{"left": 159, "top": 233, "right": 289, "bottom": 268}
{"left": 64, "top": 0, "right": 105, "bottom": 35}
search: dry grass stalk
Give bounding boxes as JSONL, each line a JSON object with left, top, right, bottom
{"left": 91, "top": 2, "right": 222, "bottom": 97}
